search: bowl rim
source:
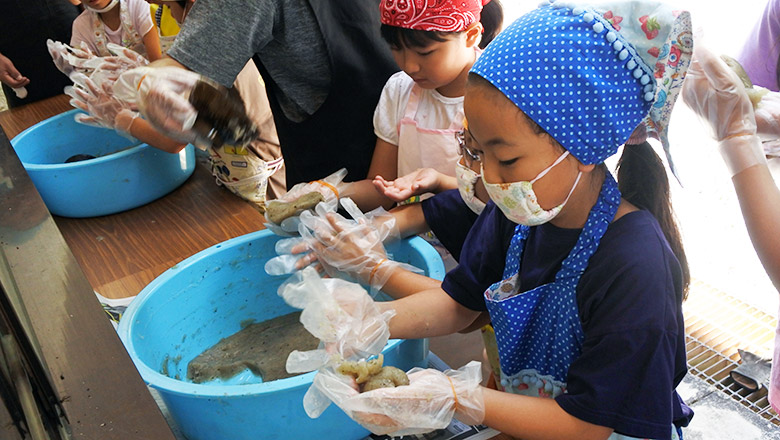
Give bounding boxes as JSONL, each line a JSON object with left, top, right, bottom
{"left": 11, "top": 109, "right": 154, "bottom": 170}
{"left": 117, "top": 229, "right": 440, "bottom": 398}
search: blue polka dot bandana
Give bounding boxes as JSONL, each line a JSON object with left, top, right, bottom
{"left": 470, "top": 0, "right": 692, "bottom": 166}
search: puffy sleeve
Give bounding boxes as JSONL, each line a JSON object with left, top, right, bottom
{"left": 130, "top": 0, "right": 154, "bottom": 37}
{"left": 373, "top": 72, "right": 414, "bottom": 146}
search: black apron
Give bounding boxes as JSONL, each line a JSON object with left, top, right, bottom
{"left": 0, "top": 0, "right": 79, "bottom": 107}
{"left": 254, "top": 0, "right": 398, "bottom": 188}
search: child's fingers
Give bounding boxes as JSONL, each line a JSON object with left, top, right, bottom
{"left": 326, "top": 212, "right": 348, "bottom": 234}
{"left": 290, "top": 241, "right": 309, "bottom": 255}
{"left": 294, "top": 252, "right": 319, "bottom": 270}
{"left": 693, "top": 45, "right": 743, "bottom": 93}
{"left": 69, "top": 99, "right": 88, "bottom": 112}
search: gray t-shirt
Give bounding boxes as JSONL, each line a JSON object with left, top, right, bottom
{"left": 168, "top": 0, "right": 330, "bottom": 122}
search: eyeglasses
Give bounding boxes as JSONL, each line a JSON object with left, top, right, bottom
{"left": 455, "top": 129, "right": 481, "bottom": 166}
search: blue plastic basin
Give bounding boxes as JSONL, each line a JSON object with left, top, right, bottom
{"left": 10, "top": 109, "right": 195, "bottom": 218}
{"left": 118, "top": 229, "right": 445, "bottom": 440}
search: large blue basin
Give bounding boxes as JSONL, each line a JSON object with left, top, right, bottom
{"left": 11, "top": 109, "right": 195, "bottom": 217}
{"left": 118, "top": 229, "right": 445, "bottom": 440}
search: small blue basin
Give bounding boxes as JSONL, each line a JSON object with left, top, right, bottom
{"left": 118, "top": 229, "right": 445, "bottom": 440}
{"left": 11, "top": 109, "right": 195, "bottom": 217}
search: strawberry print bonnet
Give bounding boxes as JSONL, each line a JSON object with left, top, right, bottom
{"left": 471, "top": 0, "right": 693, "bottom": 171}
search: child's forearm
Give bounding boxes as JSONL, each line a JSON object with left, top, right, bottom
{"left": 381, "top": 288, "right": 479, "bottom": 339}
{"left": 481, "top": 388, "right": 613, "bottom": 440}
{"left": 435, "top": 173, "right": 458, "bottom": 192}
{"left": 142, "top": 30, "right": 163, "bottom": 62}
{"left": 341, "top": 179, "right": 395, "bottom": 211}
{"left": 390, "top": 203, "right": 429, "bottom": 238}
{"left": 130, "top": 118, "right": 187, "bottom": 153}
{"left": 380, "top": 268, "right": 441, "bottom": 299}
{"left": 732, "top": 163, "right": 780, "bottom": 291}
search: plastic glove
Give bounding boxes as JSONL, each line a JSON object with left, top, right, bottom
{"left": 373, "top": 168, "right": 445, "bottom": 203}
{"left": 113, "top": 65, "right": 258, "bottom": 149}
{"left": 296, "top": 199, "right": 420, "bottom": 294}
{"left": 310, "top": 361, "right": 484, "bottom": 436}
{"left": 265, "top": 198, "right": 401, "bottom": 276}
{"left": 86, "top": 43, "right": 149, "bottom": 89}
{"left": 47, "top": 40, "right": 103, "bottom": 76}
{"left": 264, "top": 168, "right": 349, "bottom": 235}
{"left": 279, "top": 267, "right": 395, "bottom": 373}
{"left": 339, "top": 198, "right": 400, "bottom": 244}
{"left": 755, "top": 92, "right": 780, "bottom": 142}
{"left": 65, "top": 72, "right": 137, "bottom": 133}
{"left": 682, "top": 43, "right": 766, "bottom": 176}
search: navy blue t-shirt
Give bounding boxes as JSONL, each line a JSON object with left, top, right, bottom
{"left": 421, "top": 189, "right": 479, "bottom": 262}
{"left": 442, "top": 202, "right": 693, "bottom": 439}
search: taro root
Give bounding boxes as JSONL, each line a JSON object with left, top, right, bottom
{"left": 337, "top": 354, "right": 410, "bottom": 392}
{"left": 265, "top": 192, "right": 324, "bottom": 224}
{"left": 721, "top": 55, "right": 769, "bottom": 109}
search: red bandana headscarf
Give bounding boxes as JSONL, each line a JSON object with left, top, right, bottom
{"left": 380, "top": 0, "right": 491, "bottom": 32}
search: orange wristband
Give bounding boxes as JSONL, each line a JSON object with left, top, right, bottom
{"left": 315, "top": 180, "right": 339, "bottom": 198}
{"left": 368, "top": 258, "right": 388, "bottom": 285}
{"left": 136, "top": 74, "right": 148, "bottom": 91}
{"left": 446, "top": 376, "right": 460, "bottom": 411}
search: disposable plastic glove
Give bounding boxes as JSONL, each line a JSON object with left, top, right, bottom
{"left": 755, "top": 92, "right": 780, "bottom": 140}
{"left": 340, "top": 198, "right": 401, "bottom": 245}
{"left": 264, "top": 168, "right": 349, "bottom": 235}
{"left": 65, "top": 72, "right": 138, "bottom": 134}
{"left": 298, "top": 200, "right": 419, "bottom": 294}
{"left": 86, "top": 43, "right": 149, "bottom": 89}
{"left": 310, "top": 361, "right": 484, "bottom": 437}
{"left": 47, "top": 40, "right": 102, "bottom": 76}
{"left": 113, "top": 65, "right": 258, "bottom": 150}
{"left": 279, "top": 266, "right": 395, "bottom": 374}
{"left": 264, "top": 198, "right": 401, "bottom": 277}
{"left": 682, "top": 44, "right": 766, "bottom": 176}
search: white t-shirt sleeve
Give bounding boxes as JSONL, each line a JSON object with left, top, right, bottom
{"left": 129, "top": 0, "right": 155, "bottom": 37}
{"left": 373, "top": 71, "right": 414, "bottom": 146}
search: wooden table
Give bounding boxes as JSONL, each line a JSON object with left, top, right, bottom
{"left": 2, "top": 94, "right": 268, "bottom": 300}
{"left": 0, "top": 94, "right": 512, "bottom": 440}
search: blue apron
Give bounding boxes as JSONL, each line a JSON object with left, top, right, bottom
{"left": 483, "top": 172, "right": 681, "bottom": 440}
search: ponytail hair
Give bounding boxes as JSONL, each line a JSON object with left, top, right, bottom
{"left": 479, "top": 0, "right": 504, "bottom": 49}
{"left": 616, "top": 142, "right": 690, "bottom": 300}
{"left": 380, "top": 0, "right": 504, "bottom": 50}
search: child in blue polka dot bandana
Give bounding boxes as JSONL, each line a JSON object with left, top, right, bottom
{"left": 279, "top": 1, "right": 696, "bottom": 438}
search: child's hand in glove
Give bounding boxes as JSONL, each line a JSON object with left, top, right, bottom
{"left": 313, "top": 361, "right": 484, "bottom": 437}
{"left": 682, "top": 43, "right": 766, "bottom": 176}
{"left": 66, "top": 72, "right": 138, "bottom": 134}
{"left": 279, "top": 267, "right": 396, "bottom": 374}
{"left": 113, "top": 66, "right": 258, "bottom": 150}
{"left": 263, "top": 168, "right": 350, "bottom": 235}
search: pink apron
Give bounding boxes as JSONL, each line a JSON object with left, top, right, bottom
{"left": 90, "top": 0, "right": 144, "bottom": 57}
{"left": 396, "top": 84, "right": 463, "bottom": 180}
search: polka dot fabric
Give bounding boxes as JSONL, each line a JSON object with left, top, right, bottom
{"left": 484, "top": 172, "right": 621, "bottom": 382}
{"left": 470, "top": 2, "right": 654, "bottom": 165}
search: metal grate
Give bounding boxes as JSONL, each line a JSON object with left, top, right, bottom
{"left": 683, "top": 278, "right": 779, "bottom": 426}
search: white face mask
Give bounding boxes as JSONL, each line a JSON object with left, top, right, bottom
{"left": 85, "top": 0, "right": 119, "bottom": 13}
{"left": 483, "top": 150, "right": 581, "bottom": 226}
{"left": 455, "top": 160, "right": 486, "bottom": 215}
